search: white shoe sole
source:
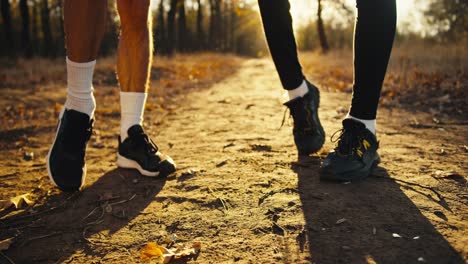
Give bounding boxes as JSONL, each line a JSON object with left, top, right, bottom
{"left": 116, "top": 153, "right": 162, "bottom": 177}
{"left": 46, "top": 108, "right": 86, "bottom": 191}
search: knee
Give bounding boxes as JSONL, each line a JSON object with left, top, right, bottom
{"left": 117, "top": 0, "right": 151, "bottom": 32}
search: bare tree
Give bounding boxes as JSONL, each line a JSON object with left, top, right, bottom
{"left": 167, "top": 0, "right": 177, "bottom": 55}
{"left": 177, "top": 0, "right": 187, "bottom": 52}
{"left": 196, "top": 0, "right": 204, "bottom": 50}
{"left": 317, "top": 0, "right": 329, "bottom": 53}
{"left": 20, "top": 0, "right": 33, "bottom": 57}
{"left": 1, "top": 0, "right": 14, "bottom": 56}
{"left": 41, "top": 0, "right": 53, "bottom": 56}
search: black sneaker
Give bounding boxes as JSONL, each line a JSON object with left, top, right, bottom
{"left": 116, "top": 125, "right": 176, "bottom": 177}
{"left": 284, "top": 80, "right": 325, "bottom": 156}
{"left": 47, "top": 109, "right": 93, "bottom": 192}
{"left": 320, "top": 119, "right": 380, "bottom": 182}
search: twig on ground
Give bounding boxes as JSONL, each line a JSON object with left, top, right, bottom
{"left": 108, "top": 194, "right": 136, "bottom": 207}
{"left": 207, "top": 187, "right": 230, "bottom": 213}
{"left": 82, "top": 220, "right": 105, "bottom": 244}
{"left": 82, "top": 206, "right": 101, "bottom": 221}
{"left": 1, "top": 192, "right": 80, "bottom": 227}
{"left": 258, "top": 188, "right": 299, "bottom": 206}
{"left": 19, "top": 232, "right": 62, "bottom": 247}
{"left": 370, "top": 174, "right": 466, "bottom": 208}
{"left": 0, "top": 251, "right": 15, "bottom": 264}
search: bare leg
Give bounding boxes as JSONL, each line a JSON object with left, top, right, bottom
{"left": 47, "top": 0, "right": 107, "bottom": 192}
{"left": 116, "top": 0, "right": 153, "bottom": 92}
{"left": 64, "top": 0, "right": 107, "bottom": 62}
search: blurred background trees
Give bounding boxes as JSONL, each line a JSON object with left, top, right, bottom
{"left": 0, "top": 0, "right": 467, "bottom": 59}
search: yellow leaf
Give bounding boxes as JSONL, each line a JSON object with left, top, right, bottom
{"left": 140, "top": 242, "right": 164, "bottom": 261}
{"left": 0, "top": 238, "right": 13, "bottom": 251}
{"left": 0, "top": 193, "right": 33, "bottom": 211}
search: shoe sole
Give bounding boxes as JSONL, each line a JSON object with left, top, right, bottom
{"left": 320, "top": 155, "right": 381, "bottom": 182}
{"left": 116, "top": 153, "right": 177, "bottom": 177}
{"left": 46, "top": 109, "right": 86, "bottom": 191}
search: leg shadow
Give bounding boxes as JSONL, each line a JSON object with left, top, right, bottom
{"left": 1, "top": 168, "right": 166, "bottom": 263}
{"left": 294, "top": 160, "right": 464, "bottom": 264}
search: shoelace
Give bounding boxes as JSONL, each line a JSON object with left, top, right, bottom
{"left": 136, "top": 133, "right": 159, "bottom": 154}
{"left": 330, "top": 126, "right": 362, "bottom": 157}
{"left": 280, "top": 103, "right": 313, "bottom": 131}
{"left": 279, "top": 107, "right": 289, "bottom": 130}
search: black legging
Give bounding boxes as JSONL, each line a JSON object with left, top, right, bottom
{"left": 258, "top": 0, "right": 396, "bottom": 120}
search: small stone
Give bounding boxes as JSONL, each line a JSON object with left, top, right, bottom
{"left": 132, "top": 178, "right": 139, "bottom": 184}
{"left": 23, "top": 152, "right": 34, "bottom": 161}
{"left": 342, "top": 246, "right": 351, "bottom": 250}
{"left": 335, "top": 218, "right": 347, "bottom": 225}
{"left": 418, "top": 257, "right": 425, "bottom": 262}
{"left": 104, "top": 204, "right": 112, "bottom": 213}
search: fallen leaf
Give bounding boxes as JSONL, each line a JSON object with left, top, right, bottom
{"left": 0, "top": 193, "right": 33, "bottom": 211}
{"left": 140, "top": 242, "right": 164, "bottom": 261}
{"left": 23, "top": 152, "right": 34, "bottom": 161}
{"left": 140, "top": 241, "right": 202, "bottom": 263}
{"left": 0, "top": 238, "right": 13, "bottom": 251}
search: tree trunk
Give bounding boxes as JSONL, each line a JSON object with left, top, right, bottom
{"left": 222, "top": 0, "right": 228, "bottom": 50}
{"left": 1, "top": 0, "right": 14, "bottom": 56}
{"left": 20, "top": 0, "right": 33, "bottom": 57}
{"left": 317, "top": 0, "right": 329, "bottom": 53}
{"left": 230, "top": 0, "right": 236, "bottom": 52}
{"left": 156, "top": 0, "right": 167, "bottom": 55}
{"left": 32, "top": 1, "right": 39, "bottom": 55}
{"left": 196, "top": 0, "right": 204, "bottom": 50}
{"left": 209, "top": 0, "right": 216, "bottom": 49}
{"left": 167, "top": 0, "right": 177, "bottom": 55}
{"left": 57, "top": 0, "right": 65, "bottom": 56}
{"left": 177, "top": 0, "right": 187, "bottom": 52}
{"left": 41, "top": 0, "right": 53, "bottom": 57}
{"left": 215, "top": 0, "right": 221, "bottom": 50}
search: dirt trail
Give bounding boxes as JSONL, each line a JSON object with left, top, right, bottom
{"left": 1, "top": 59, "right": 467, "bottom": 263}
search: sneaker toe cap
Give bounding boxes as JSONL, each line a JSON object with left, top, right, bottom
{"left": 320, "top": 152, "right": 367, "bottom": 182}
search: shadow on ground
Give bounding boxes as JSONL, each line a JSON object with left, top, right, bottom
{"left": 293, "top": 158, "right": 464, "bottom": 264}
{"left": 1, "top": 168, "right": 166, "bottom": 263}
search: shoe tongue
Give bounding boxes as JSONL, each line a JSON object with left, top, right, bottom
{"left": 342, "top": 118, "right": 366, "bottom": 130}
{"left": 127, "top": 125, "right": 144, "bottom": 137}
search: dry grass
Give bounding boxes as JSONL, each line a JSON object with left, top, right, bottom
{"left": 300, "top": 43, "right": 468, "bottom": 117}
{"left": 0, "top": 53, "right": 243, "bottom": 130}
{"left": 0, "top": 53, "right": 241, "bottom": 90}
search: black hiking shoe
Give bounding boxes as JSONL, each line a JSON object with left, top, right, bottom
{"left": 47, "top": 109, "right": 93, "bottom": 192}
{"left": 320, "top": 119, "right": 380, "bottom": 182}
{"left": 116, "top": 125, "right": 176, "bottom": 177}
{"left": 284, "top": 80, "right": 325, "bottom": 156}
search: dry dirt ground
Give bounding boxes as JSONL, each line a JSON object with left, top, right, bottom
{"left": 0, "top": 57, "right": 467, "bottom": 264}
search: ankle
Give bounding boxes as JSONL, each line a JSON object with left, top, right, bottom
{"left": 120, "top": 92, "right": 147, "bottom": 141}
{"left": 287, "top": 79, "right": 308, "bottom": 100}
{"left": 345, "top": 114, "right": 376, "bottom": 135}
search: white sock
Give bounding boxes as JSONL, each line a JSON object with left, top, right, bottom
{"left": 288, "top": 79, "right": 308, "bottom": 100}
{"left": 120, "top": 92, "right": 147, "bottom": 141}
{"left": 63, "top": 57, "right": 96, "bottom": 118}
{"left": 346, "top": 114, "right": 376, "bottom": 135}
